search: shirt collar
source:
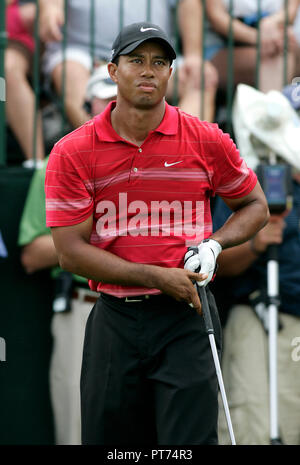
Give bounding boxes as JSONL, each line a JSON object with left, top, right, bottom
{"left": 94, "top": 100, "right": 178, "bottom": 143}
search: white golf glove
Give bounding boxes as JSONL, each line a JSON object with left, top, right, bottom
{"left": 184, "top": 239, "right": 222, "bottom": 287}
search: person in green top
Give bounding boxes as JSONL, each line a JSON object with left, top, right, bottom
{"left": 18, "top": 155, "right": 87, "bottom": 286}
{"left": 18, "top": 156, "right": 98, "bottom": 445}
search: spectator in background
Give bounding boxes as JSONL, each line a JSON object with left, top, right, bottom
{"left": 214, "top": 179, "right": 300, "bottom": 445}
{"left": 205, "top": 0, "right": 300, "bottom": 93}
{"left": 212, "top": 86, "right": 300, "bottom": 444}
{"left": 5, "top": 0, "right": 45, "bottom": 168}
{"left": 18, "top": 68, "right": 117, "bottom": 445}
{"left": 293, "top": 5, "right": 300, "bottom": 77}
{"left": 38, "top": 0, "right": 218, "bottom": 124}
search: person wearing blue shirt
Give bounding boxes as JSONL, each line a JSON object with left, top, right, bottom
{"left": 213, "top": 174, "right": 300, "bottom": 444}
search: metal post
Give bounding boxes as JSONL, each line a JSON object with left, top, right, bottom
{"left": 172, "top": 2, "right": 179, "bottom": 106}
{"left": 0, "top": 0, "right": 7, "bottom": 166}
{"left": 32, "top": 0, "right": 41, "bottom": 166}
{"left": 146, "top": 0, "right": 151, "bottom": 22}
{"left": 119, "top": 0, "right": 124, "bottom": 31}
{"left": 267, "top": 250, "right": 280, "bottom": 443}
{"left": 226, "top": 0, "right": 234, "bottom": 133}
{"left": 283, "top": 0, "right": 288, "bottom": 87}
{"left": 255, "top": 0, "right": 261, "bottom": 89}
{"left": 267, "top": 152, "right": 283, "bottom": 445}
{"left": 201, "top": 0, "right": 206, "bottom": 121}
{"left": 90, "top": 0, "right": 95, "bottom": 69}
{"left": 61, "top": 0, "right": 68, "bottom": 137}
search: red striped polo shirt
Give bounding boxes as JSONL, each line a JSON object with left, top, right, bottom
{"left": 45, "top": 101, "right": 257, "bottom": 297}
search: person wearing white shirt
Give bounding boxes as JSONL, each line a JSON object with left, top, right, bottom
{"left": 205, "top": 0, "right": 300, "bottom": 92}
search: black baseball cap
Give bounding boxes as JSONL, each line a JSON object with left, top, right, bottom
{"left": 110, "top": 22, "right": 176, "bottom": 64}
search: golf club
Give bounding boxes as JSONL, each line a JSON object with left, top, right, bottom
{"left": 185, "top": 246, "right": 236, "bottom": 444}
{"left": 197, "top": 284, "right": 236, "bottom": 446}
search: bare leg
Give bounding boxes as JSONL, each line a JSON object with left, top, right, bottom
{"left": 212, "top": 47, "right": 257, "bottom": 89}
{"left": 212, "top": 47, "right": 295, "bottom": 92}
{"left": 167, "top": 72, "right": 217, "bottom": 123}
{"left": 52, "top": 61, "right": 91, "bottom": 128}
{"left": 178, "top": 87, "right": 216, "bottom": 122}
{"left": 5, "top": 47, "right": 45, "bottom": 161}
{"left": 295, "top": 46, "right": 300, "bottom": 77}
{"left": 259, "top": 53, "right": 295, "bottom": 93}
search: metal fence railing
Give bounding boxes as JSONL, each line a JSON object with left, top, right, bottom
{"left": 0, "top": 0, "right": 295, "bottom": 168}
{"left": 0, "top": 0, "right": 6, "bottom": 166}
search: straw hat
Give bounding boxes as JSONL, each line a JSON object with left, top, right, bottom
{"left": 232, "top": 84, "right": 300, "bottom": 171}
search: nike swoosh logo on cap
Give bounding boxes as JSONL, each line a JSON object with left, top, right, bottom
{"left": 164, "top": 161, "right": 183, "bottom": 167}
{"left": 140, "top": 27, "right": 159, "bottom": 33}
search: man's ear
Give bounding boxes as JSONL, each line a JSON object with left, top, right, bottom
{"left": 108, "top": 62, "right": 118, "bottom": 84}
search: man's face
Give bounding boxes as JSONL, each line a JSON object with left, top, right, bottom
{"left": 109, "top": 41, "right": 172, "bottom": 110}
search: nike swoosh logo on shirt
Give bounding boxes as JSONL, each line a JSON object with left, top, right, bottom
{"left": 164, "top": 161, "right": 183, "bottom": 167}
{"left": 140, "top": 27, "right": 159, "bottom": 33}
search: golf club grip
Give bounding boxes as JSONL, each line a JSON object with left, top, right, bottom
{"left": 198, "top": 286, "right": 214, "bottom": 335}
{"left": 267, "top": 244, "right": 278, "bottom": 261}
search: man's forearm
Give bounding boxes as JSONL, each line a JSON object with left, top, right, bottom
{"left": 206, "top": 0, "right": 257, "bottom": 44}
{"left": 57, "top": 240, "right": 162, "bottom": 289}
{"left": 21, "top": 235, "right": 59, "bottom": 274}
{"left": 217, "top": 240, "right": 259, "bottom": 277}
{"left": 211, "top": 198, "right": 269, "bottom": 250}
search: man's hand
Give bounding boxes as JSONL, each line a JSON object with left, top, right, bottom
{"left": 39, "top": 1, "right": 64, "bottom": 42}
{"left": 184, "top": 239, "right": 222, "bottom": 287}
{"left": 260, "top": 17, "right": 282, "bottom": 57}
{"left": 153, "top": 267, "right": 208, "bottom": 315}
{"left": 260, "top": 15, "right": 297, "bottom": 57}
{"left": 251, "top": 215, "right": 285, "bottom": 254}
{"left": 178, "top": 55, "right": 218, "bottom": 91}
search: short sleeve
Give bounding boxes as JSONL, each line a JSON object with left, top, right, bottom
{"left": 45, "top": 141, "right": 94, "bottom": 227}
{"left": 212, "top": 130, "right": 257, "bottom": 199}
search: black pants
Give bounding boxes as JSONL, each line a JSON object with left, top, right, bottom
{"left": 80, "top": 290, "right": 222, "bottom": 445}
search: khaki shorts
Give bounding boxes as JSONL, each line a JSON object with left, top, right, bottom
{"left": 218, "top": 304, "right": 300, "bottom": 445}
{"left": 49, "top": 289, "right": 97, "bottom": 445}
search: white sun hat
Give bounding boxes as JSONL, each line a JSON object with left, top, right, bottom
{"left": 86, "top": 64, "right": 117, "bottom": 101}
{"left": 232, "top": 84, "right": 300, "bottom": 171}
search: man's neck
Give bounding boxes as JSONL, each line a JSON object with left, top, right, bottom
{"left": 110, "top": 99, "right": 166, "bottom": 146}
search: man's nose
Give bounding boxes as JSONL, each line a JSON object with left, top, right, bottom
{"left": 140, "top": 61, "right": 154, "bottom": 77}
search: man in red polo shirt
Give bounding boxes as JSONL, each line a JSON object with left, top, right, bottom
{"left": 45, "top": 22, "right": 269, "bottom": 445}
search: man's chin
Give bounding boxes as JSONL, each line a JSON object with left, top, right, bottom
{"left": 134, "top": 96, "right": 162, "bottom": 110}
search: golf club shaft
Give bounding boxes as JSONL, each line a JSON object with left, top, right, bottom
{"left": 208, "top": 332, "right": 236, "bottom": 445}
{"left": 198, "top": 286, "right": 236, "bottom": 445}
